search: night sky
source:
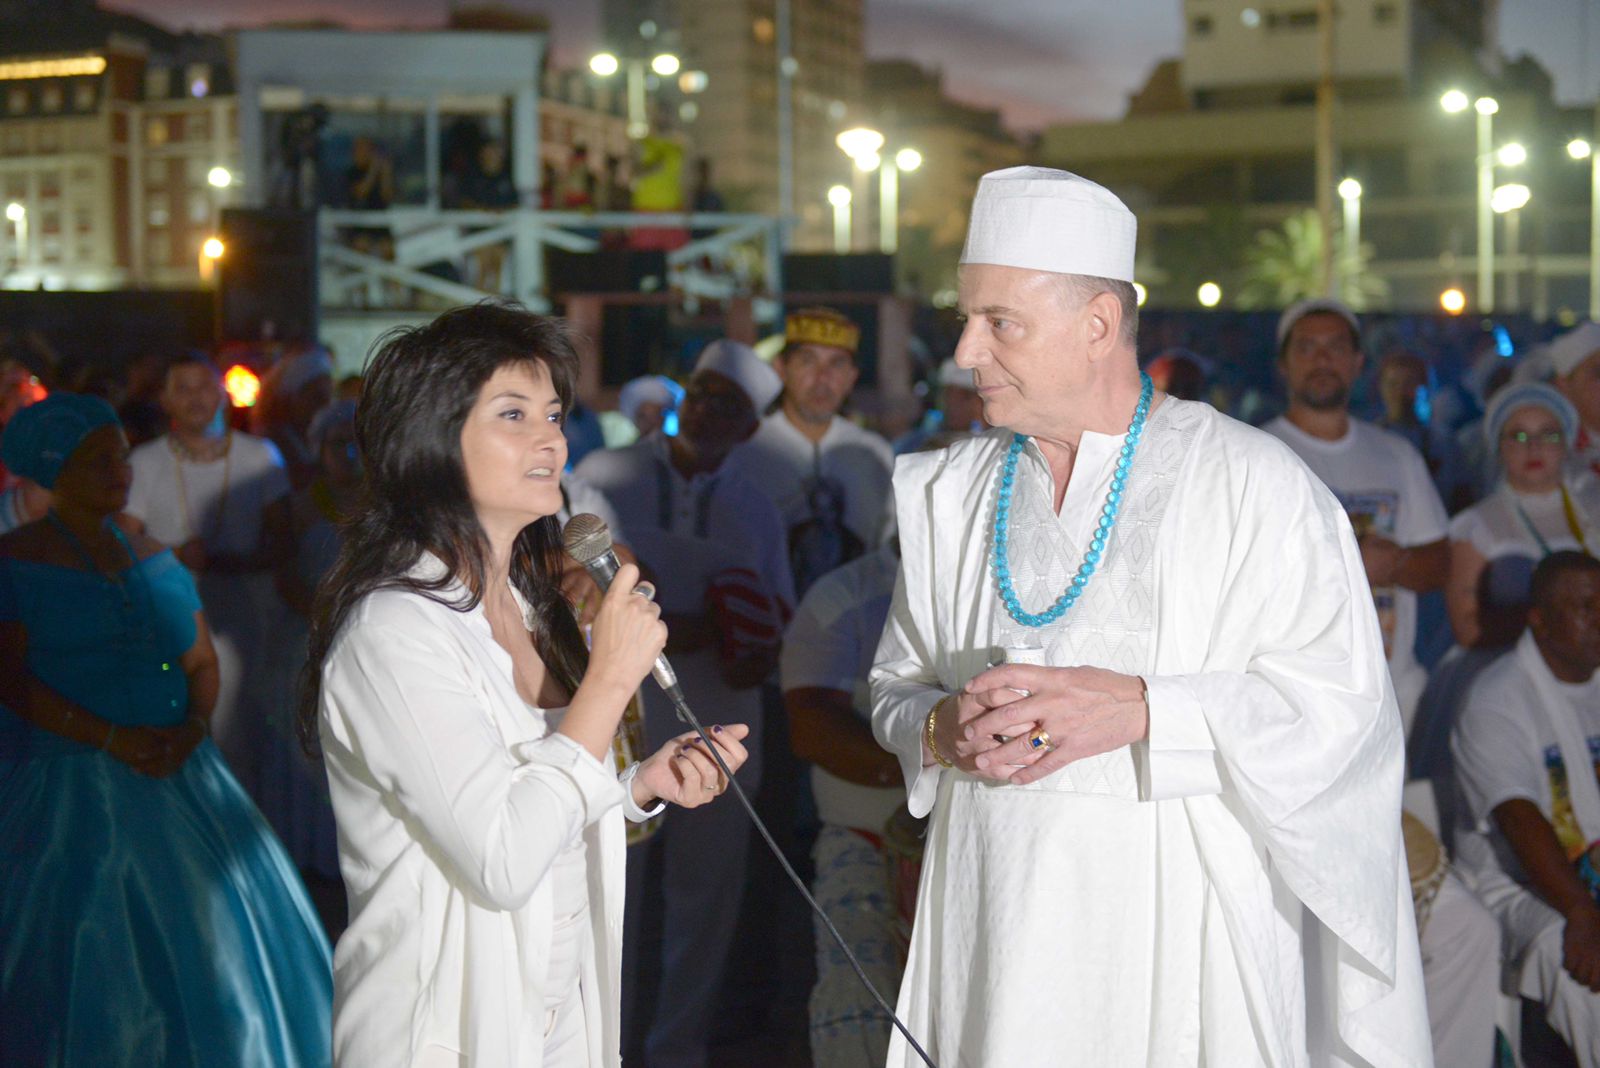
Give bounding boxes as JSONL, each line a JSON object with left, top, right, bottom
{"left": 115, "top": 0, "right": 1600, "bottom": 131}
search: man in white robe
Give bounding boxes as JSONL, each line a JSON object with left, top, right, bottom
{"left": 870, "top": 166, "right": 1431, "bottom": 1067}
{"left": 1453, "top": 550, "right": 1600, "bottom": 1066}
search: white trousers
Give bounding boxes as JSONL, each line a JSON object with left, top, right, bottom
{"left": 1522, "top": 920, "right": 1600, "bottom": 1068}
{"left": 1420, "top": 871, "right": 1500, "bottom": 1068}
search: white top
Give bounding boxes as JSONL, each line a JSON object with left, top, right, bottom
{"left": 1453, "top": 634, "right": 1600, "bottom": 961}
{"left": 1263, "top": 416, "right": 1449, "bottom": 697}
{"left": 126, "top": 431, "right": 290, "bottom": 554}
{"left": 1448, "top": 477, "right": 1600, "bottom": 560}
{"left": 723, "top": 411, "right": 895, "bottom": 581}
{"left": 779, "top": 544, "right": 902, "bottom": 834}
{"left": 873, "top": 405, "right": 1430, "bottom": 1067}
{"left": 575, "top": 434, "right": 793, "bottom": 748}
{"left": 319, "top": 555, "right": 661, "bottom": 1068}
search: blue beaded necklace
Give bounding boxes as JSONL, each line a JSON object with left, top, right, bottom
{"left": 992, "top": 372, "right": 1154, "bottom": 627}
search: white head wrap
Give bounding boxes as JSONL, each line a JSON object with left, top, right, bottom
{"left": 694, "top": 340, "right": 781, "bottom": 414}
{"left": 618, "top": 375, "right": 683, "bottom": 421}
{"left": 1548, "top": 322, "right": 1600, "bottom": 378}
{"left": 960, "top": 166, "right": 1136, "bottom": 282}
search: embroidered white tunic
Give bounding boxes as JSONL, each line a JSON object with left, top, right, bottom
{"left": 871, "top": 400, "right": 1431, "bottom": 1067}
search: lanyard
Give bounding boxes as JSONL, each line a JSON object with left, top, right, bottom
{"left": 1514, "top": 485, "right": 1593, "bottom": 558}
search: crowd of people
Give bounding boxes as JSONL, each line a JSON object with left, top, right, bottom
{"left": 3, "top": 167, "right": 1600, "bottom": 1065}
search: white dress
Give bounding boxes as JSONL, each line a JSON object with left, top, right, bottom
{"left": 873, "top": 401, "right": 1431, "bottom": 1067}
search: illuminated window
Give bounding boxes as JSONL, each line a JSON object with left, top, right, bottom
{"left": 145, "top": 117, "right": 167, "bottom": 146}
{"left": 40, "top": 84, "right": 63, "bottom": 112}
{"left": 73, "top": 81, "right": 95, "bottom": 111}
{"left": 753, "top": 17, "right": 775, "bottom": 43}
{"left": 6, "top": 87, "right": 28, "bottom": 114}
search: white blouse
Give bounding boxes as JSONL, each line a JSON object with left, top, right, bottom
{"left": 319, "top": 554, "right": 661, "bottom": 1067}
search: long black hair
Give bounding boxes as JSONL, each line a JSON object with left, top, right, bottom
{"left": 297, "top": 302, "right": 588, "bottom": 753}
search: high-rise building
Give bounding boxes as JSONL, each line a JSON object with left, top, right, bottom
{"left": 1035, "top": 0, "right": 1595, "bottom": 315}
{"left": 0, "top": 2, "right": 237, "bottom": 289}
{"left": 599, "top": 0, "right": 864, "bottom": 247}
{"left": 1181, "top": 0, "right": 1494, "bottom": 107}
{"left": 864, "top": 60, "right": 1022, "bottom": 294}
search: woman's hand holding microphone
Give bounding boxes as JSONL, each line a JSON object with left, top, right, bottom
{"left": 567, "top": 563, "right": 749, "bottom": 806}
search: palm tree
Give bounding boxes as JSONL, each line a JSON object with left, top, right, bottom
{"left": 1238, "top": 209, "right": 1388, "bottom": 310}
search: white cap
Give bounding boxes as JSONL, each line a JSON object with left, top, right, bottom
{"left": 618, "top": 375, "right": 683, "bottom": 421}
{"left": 1276, "top": 298, "right": 1360, "bottom": 351}
{"left": 694, "top": 339, "right": 781, "bottom": 413}
{"left": 937, "top": 358, "right": 975, "bottom": 391}
{"left": 1548, "top": 322, "right": 1600, "bottom": 377}
{"left": 960, "top": 166, "right": 1136, "bottom": 282}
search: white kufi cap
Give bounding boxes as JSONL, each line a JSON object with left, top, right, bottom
{"left": 960, "top": 166, "right": 1136, "bottom": 282}
{"left": 1548, "top": 321, "right": 1600, "bottom": 377}
{"left": 694, "top": 339, "right": 782, "bottom": 413}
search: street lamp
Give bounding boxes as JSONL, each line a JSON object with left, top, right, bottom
{"left": 207, "top": 166, "right": 232, "bottom": 189}
{"left": 877, "top": 146, "right": 922, "bottom": 254}
{"left": 1492, "top": 183, "right": 1531, "bottom": 311}
{"left": 1337, "top": 178, "right": 1362, "bottom": 295}
{"left": 590, "top": 48, "right": 679, "bottom": 138}
{"left": 4, "top": 201, "right": 26, "bottom": 277}
{"left": 1569, "top": 138, "right": 1599, "bottom": 319}
{"left": 1197, "top": 281, "right": 1222, "bottom": 308}
{"left": 827, "top": 185, "right": 851, "bottom": 254}
{"left": 835, "top": 127, "right": 884, "bottom": 250}
{"left": 1440, "top": 287, "right": 1467, "bottom": 314}
{"left": 1443, "top": 92, "right": 1499, "bottom": 311}
{"left": 1496, "top": 142, "right": 1528, "bottom": 167}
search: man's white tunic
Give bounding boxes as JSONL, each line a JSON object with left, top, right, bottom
{"left": 870, "top": 399, "right": 1431, "bottom": 1067}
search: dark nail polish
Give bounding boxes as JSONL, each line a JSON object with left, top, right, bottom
{"left": 713, "top": 724, "right": 723, "bottom": 733}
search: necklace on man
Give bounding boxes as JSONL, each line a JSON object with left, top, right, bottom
{"left": 170, "top": 429, "right": 233, "bottom": 544}
{"left": 992, "top": 372, "right": 1153, "bottom": 627}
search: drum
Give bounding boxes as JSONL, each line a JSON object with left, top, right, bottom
{"left": 611, "top": 690, "right": 663, "bottom": 846}
{"left": 1403, "top": 810, "right": 1447, "bottom": 936}
{"left": 881, "top": 803, "right": 928, "bottom": 960}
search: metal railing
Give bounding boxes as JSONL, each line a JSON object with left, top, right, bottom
{"left": 317, "top": 207, "right": 784, "bottom": 312}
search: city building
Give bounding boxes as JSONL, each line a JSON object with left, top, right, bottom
{"left": 1038, "top": 0, "right": 1594, "bottom": 316}
{"left": 864, "top": 59, "right": 1024, "bottom": 297}
{"left": 599, "top": 0, "right": 865, "bottom": 248}
{"left": 0, "top": 0, "right": 238, "bottom": 290}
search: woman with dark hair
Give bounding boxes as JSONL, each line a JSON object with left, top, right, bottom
{"left": 0, "top": 393, "right": 332, "bottom": 1066}
{"left": 302, "top": 303, "right": 749, "bottom": 1067}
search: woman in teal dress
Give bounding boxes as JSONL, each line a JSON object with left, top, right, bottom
{"left": 0, "top": 393, "right": 332, "bottom": 1067}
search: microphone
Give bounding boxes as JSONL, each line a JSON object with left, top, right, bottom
{"left": 561, "top": 513, "right": 687, "bottom": 712}
{"left": 559, "top": 515, "right": 937, "bottom": 1066}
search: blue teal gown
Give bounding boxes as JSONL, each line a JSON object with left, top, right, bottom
{"left": 0, "top": 536, "right": 333, "bottom": 1067}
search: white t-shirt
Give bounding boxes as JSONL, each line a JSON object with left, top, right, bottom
{"left": 1452, "top": 636, "right": 1600, "bottom": 959}
{"left": 1449, "top": 476, "right": 1600, "bottom": 561}
{"left": 723, "top": 411, "right": 894, "bottom": 594}
{"left": 1264, "top": 416, "right": 1449, "bottom": 703}
{"left": 127, "top": 432, "right": 290, "bottom": 556}
{"left": 780, "top": 544, "right": 902, "bottom": 834}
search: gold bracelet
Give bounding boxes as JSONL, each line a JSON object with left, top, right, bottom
{"left": 925, "top": 695, "right": 955, "bottom": 769}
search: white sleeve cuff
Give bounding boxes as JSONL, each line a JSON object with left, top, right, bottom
{"left": 618, "top": 762, "right": 667, "bottom": 822}
{"left": 1141, "top": 675, "right": 1223, "bottom": 802}
{"left": 900, "top": 694, "right": 946, "bottom": 819}
{"left": 512, "top": 733, "right": 629, "bottom": 827}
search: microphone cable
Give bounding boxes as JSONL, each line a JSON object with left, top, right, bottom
{"left": 660, "top": 685, "right": 938, "bottom": 1068}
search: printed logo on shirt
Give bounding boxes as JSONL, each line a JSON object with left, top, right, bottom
{"left": 1543, "top": 736, "right": 1600, "bottom": 862}
{"left": 1339, "top": 490, "right": 1401, "bottom": 658}
{"left": 789, "top": 474, "right": 863, "bottom": 598}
